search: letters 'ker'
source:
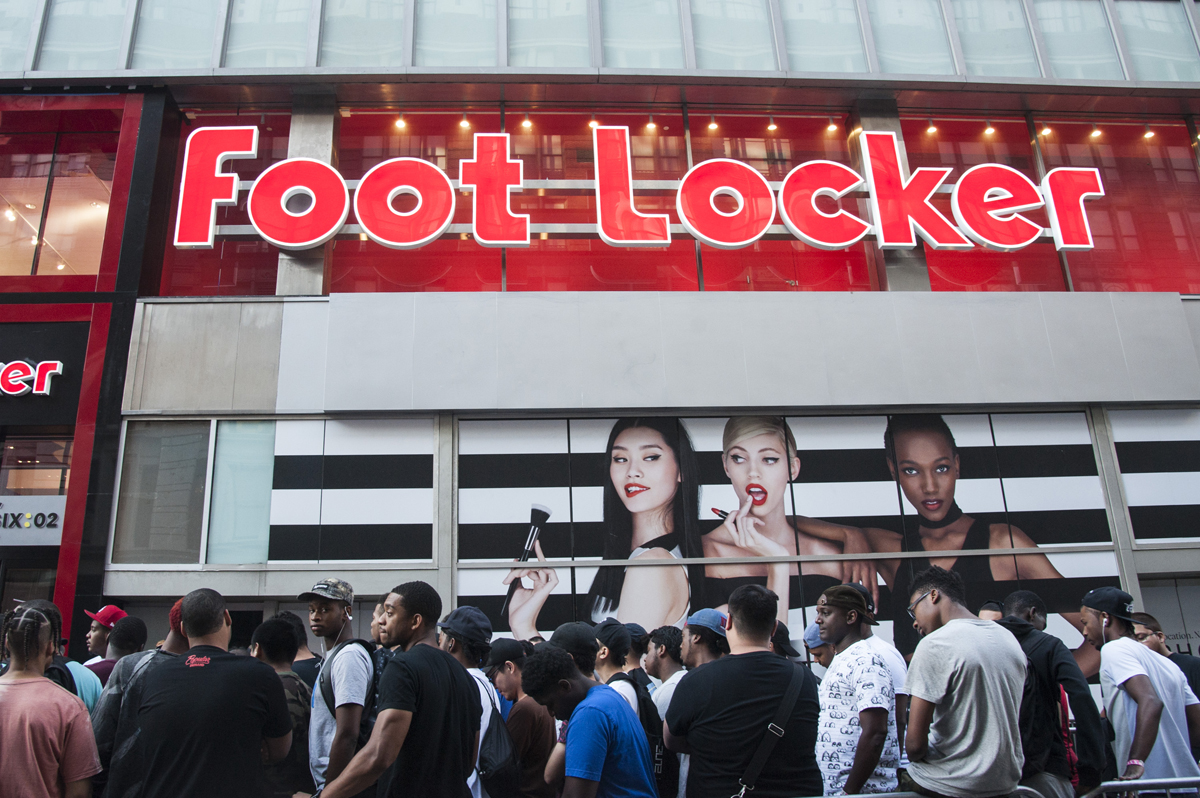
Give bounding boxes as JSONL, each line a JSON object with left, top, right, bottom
{"left": 460, "top": 133, "right": 529, "bottom": 247}
{"left": 174, "top": 126, "right": 259, "bottom": 249}
{"left": 593, "top": 126, "right": 671, "bottom": 247}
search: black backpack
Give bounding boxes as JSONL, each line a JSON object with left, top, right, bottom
{"left": 608, "top": 671, "right": 680, "bottom": 798}
{"left": 471, "top": 672, "right": 523, "bottom": 798}
{"left": 0, "top": 655, "right": 78, "bottom": 695}
{"left": 319, "top": 639, "right": 378, "bottom": 749}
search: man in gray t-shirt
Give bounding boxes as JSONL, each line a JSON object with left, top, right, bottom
{"left": 903, "top": 566, "right": 1026, "bottom": 798}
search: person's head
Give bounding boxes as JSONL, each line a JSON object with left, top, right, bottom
{"left": 727, "top": 584, "right": 777, "bottom": 648}
{"left": 383, "top": 581, "right": 443, "bottom": 650}
{"left": 522, "top": 644, "right": 592, "bottom": 722}
{"left": 803, "top": 621, "right": 834, "bottom": 668}
{"left": 816, "top": 585, "right": 877, "bottom": 648}
{"left": 1131, "top": 612, "right": 1171, "bottom": 657}
{"left": 274, "top": 610, "right": 310, "bottom": 654}
{"left": 438, "top": 606, "right": 493, "bottom": 668}
{"left": 644, "top": 625, "right": 683, "bottom": 678}
{"left": 1, "top": 602, "right": 59, "bottom": 672}
{"left": 169, "top": 598, "right": 185, "bottom": 638}
{"left": 85, "top": 604, "right": 127, "bottom": 656}
{"left": 884, "top": 414, "right": 959, "bottom": 525}
{"left": 907, "top": 566, "right": 967, "bottom": 637}
{"left": 1080, "top": 587, "right": 1136, "bottom": 650}
{"left": 681, "top": 609, "right": 729, "bottom": 667}
{"left": 625, "top": 623, "right": 649, "bottom": 668}
{"left": 769, "top": 620, "right": 801, "bottom": 659}
{"left": 485, "top": 638, "right": 535, "bottom": 701}
{"left": 722, "top": 416, "right": 800, "bottom": 520}
{"left": 251, "top": 617, "right": 301, "bottom": 668}
{"left": 181, "top": 588, "right": 231, "bottom": 647}
{"left": 370, "top": 599, "right": 386, "bottom": 645}
{"left": 298, "top": 578, "right": 355, "bottom": 642}
{"left": 1003, "top": 590, "right": 1048, "bottom": 630}
{"left": 548, "top": 622, "right": 600, "bottom": 676}
{"left": 593, "top": 617, "right": 631, "bottom": 670}
{"left": 108, "top": 616, "right": 148, "bottom": 658}
{"left": 978, "top": 600, "right": 1005, "bottom": 622}
{"left": 589, "top": 417, "right": 701, "bottom": 618}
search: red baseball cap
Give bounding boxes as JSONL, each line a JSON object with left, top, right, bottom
{"left": 84, "top": 605, "right": 127, "bottom": 629}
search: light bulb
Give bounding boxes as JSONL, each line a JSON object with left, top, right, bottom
{"left": 926, "top": 119, "right": 937, "bottom": 134}
{"left": 394, "top": 116, "right": 406, "bottom": 129}
{"left": 708, "top": 115, "right": 718, "bottom": 130}
{"left": 588, "top": 116, "right": 599, "bottom": 129}
{"left": 827, "top": 116, "right": 837, "bottom": 132}
{"left": 1041, "top": 125, "right": 1052, "bottom": 136}
{"left": 56, "top": 263, "right": 64, "bottom": 270}
{"left": 4, "top": 209, "right": 13, "bottom": 221}
{"left": 1090, "top": 125, "right": 1102, "bottom": 138}
{"left": 460, "top": 114, "right": 470, "bottom": 129}
{"left": 646, "top": 115, "right": 656, "bottom": 130}
{"left": 767, "top": 115, "right": 777, "bottom": 131}
{"left": 521, "top": 115, "right": 532, "bottom": 129}
{"left": 1143, "top": 124, "right": 1155, "bottom": 139}
{"left": 985, "top": 120, "right": 995, "bottom": 135}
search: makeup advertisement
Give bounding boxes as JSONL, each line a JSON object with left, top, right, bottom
{"left": 456, "top": 412, "right": 1122, "bottom": 665}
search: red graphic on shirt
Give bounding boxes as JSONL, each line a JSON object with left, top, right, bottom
{"left": 186, "top": 655, "right": 211, "bottom": 668}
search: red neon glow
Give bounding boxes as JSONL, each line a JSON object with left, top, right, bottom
{"left": 777, "top": 160, "right": 871, "bottom": 250}
{"left": 860, "top": 131, "right": 972, "bottom": 250}
{"left": 248, "top": 158, "right": 349, "bottom": 250}
{"left": 459, "top": 133, "right": 529, "bottom": 247}
{"left": 593, "top": 126, "right": 671, "bottom": 246}
{"left": 677, "top": 159, "right": 776, "bottom": 249}
{"left": 1041, "top": 168, "right": 1106, "bottom": 251}
{"left": 951, "top": 164, "right": 1045, "bottom": 252}
{"left": 174, "top": 126, "right": 259, "bottom": 249}
{"left": 354, "top": 158, "right": 456, "bottom": 249}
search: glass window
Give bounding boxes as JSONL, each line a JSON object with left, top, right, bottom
{"left": 0, "top": 2, "right": 38, "bottom": 72}
{"left": 1040, "top": 121, "right": 1200, "bottom": 293}
{"left": 224, "top": 0, "right": 310, "bottom": 69}
{"left": 319, "top": 0, "right": 407, "bottom": 67}
{"left": 0, "top": 134, "right": 55, "bottom": 277}
{"left": 601, "top": 0, "right": 685, "bottom": 68}
{"left": 206, "top": 421, "right": 274, "bottom": 565}
{"left": 865, "top": 0, "right": 955, "bottom": 75}
{"left": 0, "top": 568, "right": 55, "bottom": 614}
{"left": 131, "top": 0, "right": 218, "bottom": 69}
{"left": 951, "top": 0, "right": 1041, "bottom": 77}
{"left": 508, "top": 0, "right": 590, "bottom": 67}
{"left": 112, "top": 421, "right": 211, "bottom": 565}
{"left": 37, "top": 0, "right": 129, "bottom": 71}
{"left": 1116, "top": 0, "right": 1200, "bottom": 81}
{"left": 779, "top": 0, "right": 868, "bottom": 73}
{"left": 0, "top": 430, "right": 72, "bottom": 495}
{"left": 691, "top": 0, "right": 776, "bottom": 71}
{"left": 413, "top": 0, "right": 498, "bottom": 67}
{"left": 1032, "top": 0, "right": 1124, "bottom": 80}
{"left": 38, "top": 132, "right": 120, "bottom": 276}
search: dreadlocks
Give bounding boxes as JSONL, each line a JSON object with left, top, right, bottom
{"left": 1, "top": 601, "right": 58, "bottom": 667}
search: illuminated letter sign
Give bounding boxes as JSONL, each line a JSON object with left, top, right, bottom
{"left": 248, "top": 158, "right": 350, "bottom": 250}
{"left": 593, "top": 126, "right": 671, "bottom": 247}
{"left": 677, "top": 159, "right": 776, "bottom": 249}
{"left": 0, "top": 360, "right": 62, "bottom": 396}
{"left": 1041, "top": 168, "right": 1106, "bottom": 251}
{"left": 355, "top": 158, "right": 456, "bottom": 249}
{"left": 951, "top": 164, "right": 1046, "bottom": 252}
{"left": 459, "top": 133, "right": 529, "bottom": 247}
{"left": 175, "top": 126, "right": 259, "bottom": 249}
{"left": 778, "top": 161, "right": 871, "bottom": 250}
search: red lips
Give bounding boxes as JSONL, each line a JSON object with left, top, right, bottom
{"left": 922, "top": 499, "right": 943, "bottom": 512}
{"left": 746, "top": 483, "right": 768, "bottom": 506}
{"left": 624, "top": 483, "right": 649, "bottom": 497}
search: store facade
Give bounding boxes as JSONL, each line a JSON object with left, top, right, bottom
{"left": 4, "top": 0, "right": 1200, "bottom": 655}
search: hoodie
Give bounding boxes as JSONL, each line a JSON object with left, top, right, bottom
{"left": 996, "top": 615, "right": 1105, "bottom": 789}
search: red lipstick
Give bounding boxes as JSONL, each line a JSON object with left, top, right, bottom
{"left": 624, "top": 483, "right": 649, "bottom": 497}
{"left": 746, "top": 483, "right": 768, "bottom": 506}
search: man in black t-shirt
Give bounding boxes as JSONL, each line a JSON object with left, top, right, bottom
{"left": 665, "top": 585, "right": 821, "bottom": 798}
{"left": 320, "top": 581, "right": 483, "bottom": 798}
{"left": 132, "top": 589, "right": 292, "bottom": 798}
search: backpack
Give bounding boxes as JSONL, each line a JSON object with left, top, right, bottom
{"left": 319, "top": 639, "right": 378, "bottom": 749}
{"left": 471, "top": 672, "right": 523, "bottom": 798}
{"left": 608, "top": 671, "right": 680, "bottom": 798}
{"left": 1, "top": 655, "right": 79, "bottom": 695}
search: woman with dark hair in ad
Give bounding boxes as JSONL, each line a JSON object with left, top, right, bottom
{"left": 703, "top": 416, "right": 876, "bottom": 624}
{"left": 505, "top": 417, "right": 703, "bottom": 639}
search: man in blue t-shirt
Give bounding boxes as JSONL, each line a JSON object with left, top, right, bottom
{"left": 523, "top": 644, "right": 658, "bottom": 798}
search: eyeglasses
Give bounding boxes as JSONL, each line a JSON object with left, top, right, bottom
{"left": 907, "top": 590, "right": 933, "bottom": 620}
{"left": 1134, "top": 631, "right": 1156, "bottom": 642}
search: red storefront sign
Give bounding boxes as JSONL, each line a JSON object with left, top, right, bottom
{"left": 175, "top": 125, "right": 1104, "bottom": 254}
{"left": 0, "top": 360, "right": 63, "bottom": 395}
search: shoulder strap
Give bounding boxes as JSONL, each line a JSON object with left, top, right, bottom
{"left": 319, "top": 639, "right": 376, "bottom": 716}
{"left": 737, "top": 663, "right": 805, "bottom": 798}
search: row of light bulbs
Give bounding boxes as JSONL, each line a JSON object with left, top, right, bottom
{"left": 392, "top": 112, "right": 842, "bottom": 132}
{"left": 925, "top": 118, "right": 1157, "bottom": 139}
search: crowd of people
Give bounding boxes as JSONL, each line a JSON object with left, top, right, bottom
{"left": 3, "top": 568, "right": 1200, "bottom": 798}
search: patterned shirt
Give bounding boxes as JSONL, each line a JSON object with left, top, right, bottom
{"left": 817, "top": 639, "right": 899, "bottom": 794}
{"left": 265, "top": 671, "right": 316, "bottom": 798}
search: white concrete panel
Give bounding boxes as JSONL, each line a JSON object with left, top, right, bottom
{"left": 459, "top": 419, "right": 569, "bottom": 454}
{"left": 1111, "top": 292, "right": 1200, "bottom": 401}
{"left": 324, "top": 418, "right": 435, "bottom": 455}
{"left": 320, "top": 488, "right": 434, "bottom": 525}
{"left": 274, "top": 420, "right": 325, "bottom": 456}
{"left": 1109, "top": 409, "right": 1200, "bottom": 442}
{"left": 276, "top": 300, "right": 329, "bottom": 413}
{"left": 324, "top": 293, "right": 415, "bottom": 411}
{"left": 990, "top": 412, "right": 1092, "bottom": 447}
{"left": 1120, "top": 471, "right": 1200, "bottom": 507}
{"left": 459, "top": 487, "right": 572, "bottom": 524}
{"left": 270, "top": 489, "right": 322, "bottom": 525}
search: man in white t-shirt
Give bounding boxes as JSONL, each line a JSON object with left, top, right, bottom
{"left": 844, "top": 582, "right": 909, "bottom": 771}
{"left": 646, "top": 625, "right": 687, "bottom": 798}
{"left": 904, "top": 567, "right": 1026, "bottom": 798}
{"left": 1081, "top": 587, "right": 1200, "bottom": 784}
{"left": 439, "top": 606, "right": 499, "bottom": 798}
{"left": 815, "top": 585, "right": 899, "bottom": 794}
{"left": 300, "top": 579, "right": 375, "bottom": 798}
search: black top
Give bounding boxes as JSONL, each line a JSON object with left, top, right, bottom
{"left": 293, "top": 655, "right": 323, "bottom": 690}
{"left": 376, "top": 643, "right": 483, "bottom": 798}
{"left": 890, "top": 515, "right": 999, "bottom": 656}
{"left": 1170, "top": 652, "right": 1200, "bottom": 757}
{"left": 133, "top": 645, "right": 292, "bottom": 798}
{"left": 666, "top": 651, "right": 821, "bottom": 798}
{"left": 703, "top": 573, "right": 840, "bottom": 611}
{"left": 628, "top": 666, "right": 654, "bottom": 693}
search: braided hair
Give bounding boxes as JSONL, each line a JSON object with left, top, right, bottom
{"left": 1, "top": 601, "right": 59, "bottom": 667}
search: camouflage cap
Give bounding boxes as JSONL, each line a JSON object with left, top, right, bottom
{"left": 297, "top": 578, "right": 354, "bottom": 605}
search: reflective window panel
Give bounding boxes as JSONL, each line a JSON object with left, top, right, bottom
{"left": 1032, "top": 0, "right": 1124, "bottom": 80}
{"left": 951, "top": 0, "right": 1041, "bottom": 77}
{"left": 224, "top": 0, "right": 310, "bottom": 69}
{"left": 508, "top": 0, "right": 591, "bottom": 68}
{"left": 1116, "top": 0, "right": 1200, "bottom": 81}
{"left": 601, "top": 0, "right": 686, "bottom": 69}
{"left": 414, "top": 0, "right": 498, "bottom": 67}
{"left": 1041, "top": 121, "right": 1200, "bottom": 292}
{"left": 131, "top": 0, "right": 219, "bottom": 69}
{"left": 865, "top": 0, "right": 955, "bottom": 75}
{"left": 0, "top": 432, "right": 72, "bottom": 496}
{"left": 779, "top": 0, "right": 868, "bottom": 73}
{"left": 37, "top": 0, "right": 129, "bottom": 71}
{"left": 0, "top": 134, "right": 54, "bottom": 277}
{"left": 206, "top": 421, "right": 275, "bottom": 565}
{"left": 320, "top": 0, "right": 407, "bottom": 67}
{"left": 0, "top": 1, "right": 38, "bottom": 71}
{"left": 37, "top": 132, "right": 119, "bottom": 276}
{"left": 691, "top": 0, "right": 777, "bottom": 71}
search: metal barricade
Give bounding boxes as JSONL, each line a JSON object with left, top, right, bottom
{"left": 1083, "top": 777, "right": 1200, "bottom": 798}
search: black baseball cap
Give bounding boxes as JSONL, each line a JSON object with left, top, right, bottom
{"left": 771, "top": 621, "right": 801, "bottom": 657}
{"left": 1082, "top": 587, "right": 1135, "bottom": 622}
{"left": 822, "top": 584, "right": 879, "bottom": 625}
{"left": 595, "top": 617, "right": 631, "bottom": 658}
{"left": 484, "top": 638, "right": 527, "bottom": 672}
{"left": 548, "top": 622, "right": 599, "bottom": 661}
{"left": 438, "top": 606, "right": 493, "bottom": 645}
{"left": 842, "top": 582, "right": 877, "bottom": 617}
{"left": 624, "top": 622, "right": 649, "bottom": 643}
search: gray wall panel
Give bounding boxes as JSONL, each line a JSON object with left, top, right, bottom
{"left": 323, "top": 293, "right": 416, "bottom": 410}
{"left": 1113, "top": 292, "right": 1200, "bottom": 401}
{"left": 276, "top": 299, "right": 329, "bottom": 412}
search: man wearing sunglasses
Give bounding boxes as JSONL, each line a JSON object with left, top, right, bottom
{"left": 901, "top": 566, "right": 1027, "bottom": 798}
